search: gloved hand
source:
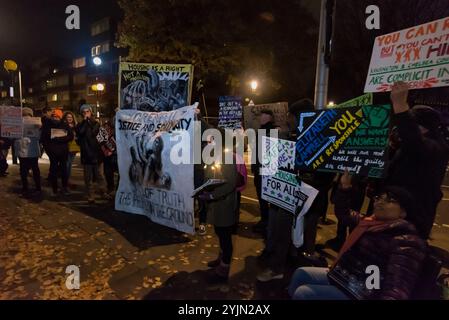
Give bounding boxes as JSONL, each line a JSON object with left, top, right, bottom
{"left": 198, "top": 192, "right": 214, "bottom": 201}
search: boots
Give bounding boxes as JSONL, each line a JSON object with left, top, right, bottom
{"left": 207, "top": 251, "right": 222, "bottom": 268}
{"left": 214, "top": 261, "right": 230, "bottom": 280}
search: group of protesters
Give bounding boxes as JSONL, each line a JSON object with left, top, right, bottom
{"left": 1, "top": 80, "right": 449, "bottom": 300}
{"left": 196, "top": 81, "right": 449, "bottom": 300}
{"left": 0, "top": 103, "right": 118, "bottom": 204}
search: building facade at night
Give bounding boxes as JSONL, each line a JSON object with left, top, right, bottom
{"left": 4, "top": 17, "right": 126, "bottom": 119}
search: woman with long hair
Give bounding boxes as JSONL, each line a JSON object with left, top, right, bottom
{"left": 62, "top": 111, "right": 79, "bottom": 185}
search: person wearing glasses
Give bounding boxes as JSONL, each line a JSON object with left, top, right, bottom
{"left": 288, "top": 169, "right": 427, "bottom": 300}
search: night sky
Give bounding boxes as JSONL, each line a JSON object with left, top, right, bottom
{"left": 0, "top": 0, "right": 320, "bottom": 66}
{"left": 0, "top": 0, "right": 122, "bottom": 64}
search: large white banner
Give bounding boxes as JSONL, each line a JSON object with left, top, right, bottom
{"left": 115, "top": 105, "right": 197, "bottom": 234}
{"left": 365, "top": 16, "right": 449, "bottom": 92}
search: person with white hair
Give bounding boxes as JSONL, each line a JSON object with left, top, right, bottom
{"left": 14, "top": 107, "right": 42, "bottom": 197}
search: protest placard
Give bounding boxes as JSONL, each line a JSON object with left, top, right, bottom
{"left": 0, "top": 106, "right": 22, "bottom": 138}
{"left": 23, "top": 117, "right": 41, "bottom": 138}
{"left": 119, "top": 62, "right": 194, "bottom": 112}
{"left": 243, "top": 102, "right": 289, "bottom": 132}
{"left": 330, "top": 93, "right": 373, "bottom": 108}
{"left": 218, "top": 96, "right": 242, "bottom": 129}
{"left": 295, "top": 105, "right": 391, "bottom": 178}
{"left": 365, "top": 16, "right": 449, "bottom": 92}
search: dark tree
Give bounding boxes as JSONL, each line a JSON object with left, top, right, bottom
{"left": 117, "top": 0, "right": 318, "bottom": 104}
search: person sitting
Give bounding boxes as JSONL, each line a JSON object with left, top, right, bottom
{"left": 288, "top": 170, "right": 427, "bottom": 300}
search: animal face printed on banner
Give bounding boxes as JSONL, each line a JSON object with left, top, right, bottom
{"left": 115, "top": 105, "right": 196, "bottom": 234}
{"left": 295, "top": 105, "right": 391, "bottom": 178}
{"left": 119, "top": 62, "right": 194, "bottom": 112}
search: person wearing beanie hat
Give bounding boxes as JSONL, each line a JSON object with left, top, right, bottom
{"left": 385, "top": 82, "right": 449, "bottom": 239}
{"left": 288, "top": 170, "right": 427, "bottom": 300}
{"left": 52, "top": 109, "right": 63, "bottom": 120}
{"left": 41, "top": 108, "right": 73, "bottom": 196}
{"left": 15, "top": 107, "right": 41, "bottom": 197}
{"left": 76, "top": 104, "right": 107, "bottom": 203}
{"left": 22, "top": 107, "right": 34, "bottom": 117}
{"left": 79, "top": 104, "right": 92, "bottom": 114}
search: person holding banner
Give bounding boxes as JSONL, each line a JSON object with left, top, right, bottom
{"left": 287, "top": 99, "right": 335, "bottom": 261}
{"left": 251, "top": 109, "right": 279, "bottom": 236}
{"left": 386, "top": 82, "right": 449, "bottom": 239}
{"left": 41, "top": 109, "right": 73, "bottom": 196}
{"left": 14, "top": 107, "right": 42, "bottom": 197}
{"left": 199, "top": 147, "right": 238, "bottom": 282}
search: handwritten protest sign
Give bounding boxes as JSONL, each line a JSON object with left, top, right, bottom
{"left": 330, "top": 93, "right": 373, "bottom": 108}
{"left": 261, "top": 136, "right": 295, "bottom": 175}
{"left": 243, "top": 102, "right": 289, "bottom": 132}
{"left": 0, "top": 106, "right": 22, "bottom": 138}
{"left": 115, "top": 105, "right": 196, "bottom": 234}
{"left": 218, "top": 96, "right": 243, "bottom": 129}
{"left": 262, "top": 169, "right": 318, "bottom": 215}
{"left": 295, "top": 105, "right": 391, "bottom": 178}
{"left": 365, "top": 16, "right": 449, "bottom": 92}
{"left": 23, "top": 117, "right": 41, "bottom": 138}
{"left": 119, "top": 62, "right": 194, "bottom": 112}
{"left": 260, "top": 134, "right": 318, "bottom": 216}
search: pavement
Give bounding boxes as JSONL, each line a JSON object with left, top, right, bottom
{"left": 0, "top": 155, "right": 448, "bottom": 300}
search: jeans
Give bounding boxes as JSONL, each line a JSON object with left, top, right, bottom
{"left": 19, "top": 157, "right": 41, "bottom": 192}
{"left": 66, "top": 152, "right": 76, "bottom": 181}
{"left": 83, "top": 164, "right": 105, "bottom": 198}
{"left": 288, "top": 267, "right": 349, "bottom": 300}
{"left": 266, "top": 206, "right": 294, "bottom": 273}
{"left": 49, "top": 153, "right": 68, "bottom": 192}
{"left": 214, "top": 225, "right": 233, "bottom": 264}
{"left": 103, "top": 155, "right": 117, "bottom": 192}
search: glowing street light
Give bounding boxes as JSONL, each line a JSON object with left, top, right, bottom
{"left": 250, "top": 80, "right": 258, "bottom": 92}
{"left": 93, "top": 56, "right": 102, "bottom": 66}
{"left": 327, "top": 101, "right": 335, "bottom": 107}
{"left": 96, "top": 83, "right": 105, "bottom": 91}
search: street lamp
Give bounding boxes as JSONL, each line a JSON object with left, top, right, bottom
{"left": 250, "top": 80, "right": 258, "bottom": 92}
{"left": 3, "top": 59, "right": 23, "bottom": 107}
{"left": 93, "top": 57, "right": 102, "bottom": 66}
{"left": 91, "top": 83, "right": 105, "bottom": 119}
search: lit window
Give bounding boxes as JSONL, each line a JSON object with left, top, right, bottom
{"left": 1, "top": 91, "right": 7, "bottom": 98}
{"left": 91, "top": 42, "right": 110, "bottom": 57}
{"left": 73, "top": 57, "right": 86, "bottom": 68}
{"left": 91, "top": 45, "right": 101, "bottom": 57}
{"left": 51, "top": 94, "right": 58, "bottom": 102}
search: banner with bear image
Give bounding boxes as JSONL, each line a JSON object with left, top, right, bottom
{"left": 115, "top": 104, "right": 196, "bottom": 234}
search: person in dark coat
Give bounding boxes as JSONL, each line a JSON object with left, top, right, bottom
{"left": 0, "top": 136, "right": 12, "bottom": 177}
{"left": 199, "top": 145, "right": 238, "bottom": 282}
{"left": 75, "top": 104, "right": 106, "bottom": 203}
{"left": 251, "top": 109, "right": 280, "bottom": 235}
{"left": 288, "top": 170, "right": 427, "bottom": 300}
{"left": 41, "top": 109, "right": 73, "bottom": 195}
{"left": 386, "top": 82, "right": 449, "bottom": 239}
{"left": 287, "top": 99, "right": 335, "bottom": 259}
